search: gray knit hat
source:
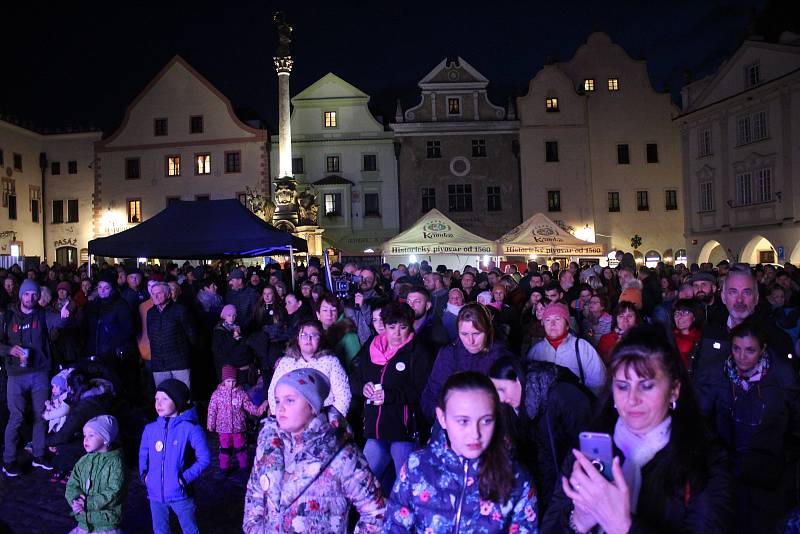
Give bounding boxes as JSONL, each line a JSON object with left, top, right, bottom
{"left": 19, "top": 279, "right": 40, "bottom": 300}
{"left": 84, "top": 415, "right": 119, "bottom": 445}
{"left": 275, "top": 368, "right": 330, "bottom": 414}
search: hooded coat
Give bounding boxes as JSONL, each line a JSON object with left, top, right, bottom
{"left": 64, "top": 447, "right": 126, "bottom": 532}
{"left": 138, "top": 407, "right": 211, "bottom": 503}
{"left": 243, "top": 409, "right": 385, "bottom": 534}
{"left": 383, "top": 425, "right": 539, "bottom": 533}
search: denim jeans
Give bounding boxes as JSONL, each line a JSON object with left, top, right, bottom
{"left": 150, "top": 498, "right": 199, "bottom": 534}
{"left": 363, "top": 439, "right": 415, "bottom": 493}
{"left": 3, "top": 372, "right": 48, "bottom": 463}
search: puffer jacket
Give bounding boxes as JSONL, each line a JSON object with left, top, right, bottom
{"left": 243, "top": 408, "right": 385, "bottom": 534}
{"left": 147, "top": 301, "right": 197, "bottom": 372}
{"left": 420, "top": 339, "right": 513, "bottom": 422}
{"left": 384, "top": 426, "right": 539, "bottom": 533}
{"left": 138, "top": 407, "right": 210, "bottom": 503}
{"left": 64, "top": 447, "right": 126, "bottom": 532}
{"left": 83, "top": 292, "right": 135, "bottom": 360}
{"left": 207, "top": 383, "right": 264, "bottom": 434}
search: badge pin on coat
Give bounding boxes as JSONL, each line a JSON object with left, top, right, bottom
{"left": 155, "top": 440, "right": 164, "bottom": 452}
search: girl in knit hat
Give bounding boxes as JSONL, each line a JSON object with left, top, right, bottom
{"left": 243, "top": 368, "right": 385, "bottom": 533}
{"left": 207, "top": 365, "right": 269, "bottom": 474}
{"left": 64, "top": 415, "right": 126, "bottom": 534}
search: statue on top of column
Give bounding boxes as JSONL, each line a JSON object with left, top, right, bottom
{"left": 273, "top": 12, "right": 292, "bottom": 57}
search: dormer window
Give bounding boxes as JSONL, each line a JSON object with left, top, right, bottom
{"left": 545, "top": 97, "right": 559, "bottom": 112}
{"left": 745, "top": 62, "right": 760, "bottom": 88}
{"left": 608, "top": 78, "right": 620, "bottom": 91}
{"left": 583, "top": 79, "right": 595, "bottom": 92}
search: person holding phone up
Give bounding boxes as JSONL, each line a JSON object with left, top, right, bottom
{"left": 542, "top": 326, "right": 733, "bottom": 533}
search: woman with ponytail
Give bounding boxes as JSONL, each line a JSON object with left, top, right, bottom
{"left": 384, "top": 371, "right": 538, "bottom": 533}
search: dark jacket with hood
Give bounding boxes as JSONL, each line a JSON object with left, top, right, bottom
{"left": 420, "top": 339, "right": 513, "bottom": 422}
{"left": 83, "top": 291, "right": 135, "bottom": 360}
{"left": 0, "top": 303, "right": 65, "bottom": 376}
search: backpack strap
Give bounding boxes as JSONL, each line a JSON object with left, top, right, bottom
{"left": 575, "top": 337, "right": 585, "bottom": 384}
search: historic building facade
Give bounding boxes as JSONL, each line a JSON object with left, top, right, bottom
{"left": 93, "top": 56, "right": 269, "bottom": 248}
{"left": 391, "top": 57, "right": 521, "bottom": 239}
{"left": 0, "top": 118, "right": 100, "bottom": 263}
{"left": 678, "top": 34, "right": 800, "bottom": 265}
{"left": 518, "top": 33, "right": 684, "bottom": 265}
{"left": 270, "top": 72, "right": 399, "bottom": 253}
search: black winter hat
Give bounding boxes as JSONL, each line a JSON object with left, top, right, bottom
{"left": 156, "top": 379, "right": 191, "bottom": 413}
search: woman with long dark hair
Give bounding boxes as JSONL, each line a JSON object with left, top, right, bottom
{"left": 385, "top": 371, "right": 538, "bottom": 532}
{"left": 543, "top": 326, "right": 732, "bottom": 532}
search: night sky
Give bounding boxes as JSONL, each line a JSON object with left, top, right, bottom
{"left": 5, "top": 0, "right": 785, "bottom": 135}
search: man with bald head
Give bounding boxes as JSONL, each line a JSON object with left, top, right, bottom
{"left": 695, "top": 268, "right": 795, "bottom": 373}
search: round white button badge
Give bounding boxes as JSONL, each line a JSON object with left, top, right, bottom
{"left": 395, "top": 362, "right": 406, "bottom": 372}
{"left": 155, "top": 440, "right": 164, "bottom": 452}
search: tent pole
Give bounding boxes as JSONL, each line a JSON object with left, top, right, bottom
{"left": 289, "top": 247, "right": 296, "bottom": 292}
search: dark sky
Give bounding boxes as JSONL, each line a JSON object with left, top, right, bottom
{"left": 4, "top": 0, "right": 777, "bottom": 135}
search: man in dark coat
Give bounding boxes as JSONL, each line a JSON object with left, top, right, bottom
{"left": 224, "top": 268, "right": 258, "bottom": 334}
{"left": 406, "top": 287, "right": 449, "bottom": 356}
{"left": 147, "top": 282, "right": 196, "bottom": 389}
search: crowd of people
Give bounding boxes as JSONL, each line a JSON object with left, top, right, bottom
{"left": 1, "top": 252, "right": 800, "bottom": 533}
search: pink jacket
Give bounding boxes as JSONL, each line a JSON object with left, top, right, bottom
{"left": 207, "top": 385, "right": 264, "bottom": 434}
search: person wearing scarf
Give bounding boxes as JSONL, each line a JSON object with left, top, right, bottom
{"left": 672, "top": 299, "right": 702, "bottom": 372}
{"left": 543, "top": 326, "right": 733, "bottom": 533}
{"left": 442, "top": 288, "right": 465, "bottom": 342}
{"left": 696, "top": 321, "right": 800, "bottom": 534}
{"left": 350, "top": 302, "right": 432, "bottom": 493}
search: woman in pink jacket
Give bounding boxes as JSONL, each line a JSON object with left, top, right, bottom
{"left": 207, "top": 365, "right": 268, "bottom": 473}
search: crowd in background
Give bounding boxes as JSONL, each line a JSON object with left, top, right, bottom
{"left": 1, "top": 251, "right": 800, "bottom": 533}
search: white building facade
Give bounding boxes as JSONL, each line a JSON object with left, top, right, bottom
{"left": 678, "top": 35, "right": 800, "bottom": 265}
{"left": 93, "top": 56, "right": 269, "bottom": 252}
{"left": 518, "top": 33, "right": 684, "bottom": 265}
{"left": 271, "top": 73, "right": 399, "bottom": 253}
{"left": 0, "top": 118, "right": 100, "bottom": 264}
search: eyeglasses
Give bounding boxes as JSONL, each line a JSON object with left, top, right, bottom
{"left": 674, "top": 310, "right": 694, "bottom": 317}
{"left": 299, "top": 333, "right": 321, "bottom": 341}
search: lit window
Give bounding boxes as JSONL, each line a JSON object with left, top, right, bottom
{"left": 166, "top": 156, "right": 181, "bottom": 176}
{"left": 324, "top": 111, "right": 337, "bottom": 128}
{"left": 608, "top": 78, "right": 620, "bottom": 91}
{"left": 583, "top": 79, "right": 595, "bottom": 92}
{"left": 195, "top": 154, "right": 211, "bottom": 175}
{"left": 447, "top": 98, "right": 461, "bottom": 115}
{"left": 127, "top": 199, "right": 141, "bottom": 223}
{"left": 545, "top": 97, "right": 559, "bottom": 112}
{"left": 324, "top": 193, "right": 342, "bottom": 216}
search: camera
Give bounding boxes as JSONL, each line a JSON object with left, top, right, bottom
{"left": 331, "top": 273, "right": 354, "bottom": 300}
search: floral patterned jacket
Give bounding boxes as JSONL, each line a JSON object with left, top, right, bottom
{"left": 384, "top": 428, "right": 539, "bottom": 533}
{"left": 207, "top": 383, "right": 264, "bottom": 434}
{"left": 243, "top": 408, "right": 385, "bottom": 533}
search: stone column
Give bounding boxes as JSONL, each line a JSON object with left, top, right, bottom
{"left": 273, "top": 56, "right": 294, "bottom": 178}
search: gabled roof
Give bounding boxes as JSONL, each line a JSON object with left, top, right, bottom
{"left": 419, "top": 57, "right": 490, "bottom": 90}
{"left": 292, "top": 72, "right": 369, "bottom": 103}
{"left": 88, "top": 199, "right": 306, "bottom": 258}
{"left": 313, "top": 175, "right": 354, "bottom": 186}
{"left": 97, "top": 55, "right": 262, "bottom": 147}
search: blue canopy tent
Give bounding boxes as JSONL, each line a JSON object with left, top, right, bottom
{"left": 88, "top": 199, "right": 307, "bottom": 260}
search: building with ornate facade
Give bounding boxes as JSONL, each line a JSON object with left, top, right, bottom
{"left": 93, "top": 56, "right": 270, "bottom": 257}
{"left": 518, "top": 33, "right": 684, "bottom": 266}
{"left": 270, "top": 72, "right": 399, "bottom": 253}
{"left": 391, "top": 57, "right": 521, "bottom": 240}
{"left": 0, "top": 118, "right": 100, "bottom": 264}
{"left": 678, "top": 33, "right": 800, "bottom": 265}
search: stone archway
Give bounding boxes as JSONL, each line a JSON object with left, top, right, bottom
{"left": 698, "top": 240, "right": 728, "bottom": 265}
{"left": 740, "top": 235, "right": 777, "bottom": 265}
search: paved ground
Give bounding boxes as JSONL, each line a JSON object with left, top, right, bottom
{"left": 0, "top": 433, "right": 251, "bottom": 534}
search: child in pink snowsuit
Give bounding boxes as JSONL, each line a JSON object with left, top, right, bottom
{"left": 207, "top": 365, "right": 268, "bottom": 472}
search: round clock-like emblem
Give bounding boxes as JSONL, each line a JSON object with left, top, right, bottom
{"left": 447, "top": 70, "right": 460, "bottom": 81}
{"left": 449, "top": 156, "right": 470, "bottom": 177}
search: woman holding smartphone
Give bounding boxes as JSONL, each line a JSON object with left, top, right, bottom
{"left": 542, "top": 326, "right": 732, "bottom": 533}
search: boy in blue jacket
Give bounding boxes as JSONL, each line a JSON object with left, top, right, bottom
{"left": 139, "top": 379, "right": 210, "bottom": 534}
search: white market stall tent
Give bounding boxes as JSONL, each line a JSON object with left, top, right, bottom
{"left": 497, "top": 213, "right": 606, "bottom": 258}
{"left": 381, "top": 209, "right": 495, "bottom": 271}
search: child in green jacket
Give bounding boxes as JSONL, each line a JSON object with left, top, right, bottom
{"left": 64, "top": 415, "right": 126, "bottom": 534}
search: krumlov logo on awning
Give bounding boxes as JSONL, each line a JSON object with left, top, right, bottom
{"left": 422, "top": 220, "right": 455, "bottom": 239}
